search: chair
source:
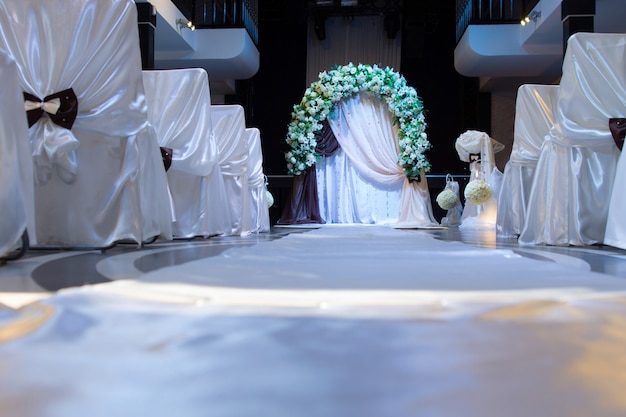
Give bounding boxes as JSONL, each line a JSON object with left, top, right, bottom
{"left": 0, "top": 49, "right": 34, "bottom": 260}
{"left": 496, "top": 84, "right": 558, "bottom": 237}
{"left": 143, "top": 69, "right": 232, "bottom": 238}
{"left": 211, "top": 105, "right": 250, "bottom": 236}
{"left": 0, "top": 0, "right": 172, "bottom": 248}
{"left": 520, "top": 33, "right": 626, "bottom": 246}
{"left": 244, "top": 127, "right": 270, "bottom": 234}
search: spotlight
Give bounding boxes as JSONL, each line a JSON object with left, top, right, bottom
{"left": 177, "top": 18, "right": 195, "bottom": 31}
{"left": 520, "top": 10, "right": 540, "bottom": 26}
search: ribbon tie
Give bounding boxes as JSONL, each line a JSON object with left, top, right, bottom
{"left": 23, "top": 88, "right": 78, "bottom": 130}
{"left": 610, "top": 118, "right": 626, "bottom": 151}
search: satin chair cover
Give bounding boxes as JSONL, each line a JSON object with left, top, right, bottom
{"left": 211, "top": 105, "right": 250, "bottom": 236}
{"left": 0, "top": 0, "right": 172, "bottom": 247}
{"left": 244, "top": 128, "right": 270, "bottom": 234}
{"left": 317, "top": 92, "right": 438, "bottom": 226}
{"left": 496, "top": 84, "right": 558, "bottom": 237}
{"left": 455, "top": 130, "right": 504, "bottom": 230}
{"left": 142, "top": 69, "right": 232, "bottom": 238}
{"left": 0, "top": 49, "right": 35, "bottom": 257}
{"left": 520, "top": 33, "right": 625, "bottom": 246}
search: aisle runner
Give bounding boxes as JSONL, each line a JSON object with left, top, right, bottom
{"left": 98, "top": 225, "right": 626, "bottom": 310}
{"left": 1, "top": 227, "right": 626, "bottom": 416}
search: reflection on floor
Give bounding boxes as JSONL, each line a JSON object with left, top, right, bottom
{"left": 3, "top": 225, "right": 626, "bottom": 417}
{"left": 2, "top": 226, "right": 626, "bottom": 301}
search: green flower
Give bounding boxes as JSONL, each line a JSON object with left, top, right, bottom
{"left": 285, "top": 62, "right": 430, "bottom": 177}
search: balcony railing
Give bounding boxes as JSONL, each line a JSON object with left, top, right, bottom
{"left": 456, "top": 0, "right": 540, "bottom": 43}
{"left": 172, "top": 0, "right": 259, "bottom": 45}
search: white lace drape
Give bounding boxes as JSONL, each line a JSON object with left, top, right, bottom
{"left": 316, "top": 91, "right": 437, "bottom": 226}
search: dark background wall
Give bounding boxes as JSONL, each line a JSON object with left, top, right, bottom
{"left": 244, "top": 0, "right": 491, "bottom": 177}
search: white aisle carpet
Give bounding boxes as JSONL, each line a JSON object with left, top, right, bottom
{"left": 1, "top": 226, "right": 626, "bottom": 417}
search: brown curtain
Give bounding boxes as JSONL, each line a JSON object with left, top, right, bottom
{"left": 277, "top": 121, "right": 340, "bottom": 224}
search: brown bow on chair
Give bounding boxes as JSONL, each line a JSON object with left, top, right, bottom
{"left": 610, "top": 118, "right": 626, "bottom": 151}
{"left": 160, "top": 147, "right": 173, "bottom": 172}
{"left": 23, "top": 88, "right": 78, "bottom": 130}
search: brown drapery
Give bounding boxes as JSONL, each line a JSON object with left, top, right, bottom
{"left": 277, "top": 121, "right": 340, "bottom": 224}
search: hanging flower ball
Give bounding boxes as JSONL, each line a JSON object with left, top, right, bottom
{"left": 436, "top": 189, "right": 459, "bottom": 210}
{"left": 464, "top": 179, "right": 492, "bottom": 205}
{"left": 266, "top": 189, "right": 275, "bottom": 208}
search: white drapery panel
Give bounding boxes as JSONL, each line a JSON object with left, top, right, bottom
{"left": 497, "top": 84, "right": 558, "bottom": 238}
{"left": 455, "top": 130, "right": 504, "bottom": 230}
{"left": 142, "top": 69, "right": 232, "bottom": 238}
{"left": 211, "top": 105, "right": 250, "bottom": 236}
{"left": 0, "top": 0, "right": 172, "bottom": 247}
{"left": 0, "top": 49, "right": 34, "bottom": 256}
{"left": 306, "top": 15, "right": 401, "bottom": 86}
{"left": 317, "top": 91, "right": 437, "bottom": 226}
{"left": 520, "top": 33, "right": 625, "bottom": 246}
{"left": 245, "top": 128, "right": 270, "bottom": 234}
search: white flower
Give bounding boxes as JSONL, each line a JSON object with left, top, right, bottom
{"left": 284, "top": 63, "right": 430, "bottom": 176}
{"left": 464, "top": 179, "right": 492, "bottom": 205}
{"left": 436, "top": 189, "right": 459, "bottom": 210}
{"left": 266, "top": 189, "right": 275, "bottom": 208}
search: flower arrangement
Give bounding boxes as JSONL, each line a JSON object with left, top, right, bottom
{"left": 284, "top": 62, "right": 431, "bottom": 177}
{"left": 436, "top": 189, "right": 459, "bottom": 210}
{"left": 266, "top": 189, "right": 275, "bottom": 208}
{"left": 464, "top": 179, "right": 492, "bottom": 205}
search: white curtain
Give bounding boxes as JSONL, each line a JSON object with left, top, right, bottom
{"left": 317, "top": 91, "right": 437, "bottom": 226}
{"left": 307, "top": 15, "right": 401, "bottom": 86}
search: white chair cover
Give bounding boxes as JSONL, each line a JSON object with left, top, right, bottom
{"left": 317, "top": 91, "right": 437, "bottom": 226}
{"left": 496, "top": 84, "right": 558, "bottom": 237}
{"left": 0, "top": 0, "right": 172, "bottom": 247}
{"left": 0, "top": 49, "right": 35, "bottom": 257}
{"left": 244, "top": 128, "right": 270, "bottom": 234}
{"left": 602, "top": 40, "right": 626, "bottom": 249}
{"left": 455, "top": 130, "right": 504, "bottom": 230}
{"left": 211, "top": 105, "right": 250, "bottom": 236}
{"left": 142, "top": 69, "right": 232, "bottom": 238}
{"left": 520, "top": 33, "right": 625, "bottom": 246}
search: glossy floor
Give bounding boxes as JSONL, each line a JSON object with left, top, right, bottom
{"left": 2, "top": 225, "right": 626, "bottom": 417}
{"left": 2, "top": 226, "right": 626, "bottom": 301}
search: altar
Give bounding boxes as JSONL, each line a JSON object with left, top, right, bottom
{"left": 278, "top": 63, "right": 438, "bottom": 227}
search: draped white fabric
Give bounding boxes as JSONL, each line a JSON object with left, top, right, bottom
{"left": 142, "top": 69, "right": 232, "bottom": 238}
{"left": 0, "top": 49, "right": 34, "bottom": 256}
{"left": 602, "top": 41, "right": 626, "bottom": 249}
{"left": 244, "top": 128, "right": 270, "bottom": 234}
{"left": 306, "top": 15, "right": 401, "bottom": 87}
{"left": 211, "top": 105, "right": 250, "bottom": 236}
{"left": 520, "top": 33, "right": 625, "bottom": 246}
{"left": 455, "top": 130, "right": 504, "bottom": 230}
{"left": 0, "top": 0, "right": 172, "bottom": 247}
{"left": 497, "top": 84, "right": 558, "bottom": 238}
{"left": 317, "top": 91, "right": 437, "bottom": 226}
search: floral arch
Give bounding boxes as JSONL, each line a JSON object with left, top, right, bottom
{"left": 284, "top": 62, "right": 431, "bottom": 178}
